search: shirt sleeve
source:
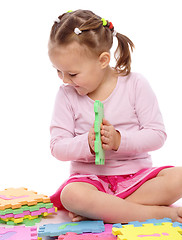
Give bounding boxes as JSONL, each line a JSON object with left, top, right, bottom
{"left": 50, "top": 86, "right": 93, "bottom": 162}
{"left": 117, "top": 75, "right": 167, "bottom": 155}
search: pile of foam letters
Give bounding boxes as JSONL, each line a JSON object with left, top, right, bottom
{"left": 1, "top": 188, "right": 182, "bottom": 239}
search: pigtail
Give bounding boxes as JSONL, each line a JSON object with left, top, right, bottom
{"left": 114, "top": 33, "right": 135, "bottom": 76}
{"left": 79, "top": 17, "right": 103, "bottom": 31}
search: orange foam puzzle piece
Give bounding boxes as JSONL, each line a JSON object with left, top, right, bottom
{"left": 0, "top": 188, "right": 50, "bottom": 210}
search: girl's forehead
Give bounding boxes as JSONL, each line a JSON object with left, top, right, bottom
{"left": 49, "top": 42, "right": 84, "bottom": 55}
{"left": 49, "top": 42, "right": 98, "bottom": 72}
{"left": 49, "top": 41, "right": 98, "bottom": 60}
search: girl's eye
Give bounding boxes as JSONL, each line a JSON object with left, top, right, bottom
{"left": 69, "top": 73, "right": 77, "bottom": 77}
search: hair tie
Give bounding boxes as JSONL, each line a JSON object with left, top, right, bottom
{"left": 109, "top": 22, "right": 114, "bottom": 30}
{"left": 74, "top": 27, "right": 82, "bottom": 35}
{"left": 55, "top": 18, "right": 61, "bottom": 23}
{"left": 101, "top": 18, "right": 107, "bottom": 26}
{"left": 67, "top": 10, "right": 73, "bottom": 13}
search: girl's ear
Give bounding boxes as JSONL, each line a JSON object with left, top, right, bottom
{"left": 99, "top": 52, "right": 110, "bottom": 69}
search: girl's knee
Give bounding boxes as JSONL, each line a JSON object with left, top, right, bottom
{"left": 171, "top": 167, "right": 182, "bottom": 187}
{"left": 60, "top": 182, "right": 98, "bottom": 212}
{"left": 61, "top": 183, "right": 79, "bottom": 210}
{"left": 158, "top": 167, "right": 182, "bottom": 177}
{"left": 60, "top": 182, "right": 89, "bottom": 211}
{"left": 158, "top": 167, "right": 182, "bottom": 188}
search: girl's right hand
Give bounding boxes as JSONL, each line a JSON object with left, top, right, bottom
{"left": 88, "top": 127, "right": 95, "bottom": 154}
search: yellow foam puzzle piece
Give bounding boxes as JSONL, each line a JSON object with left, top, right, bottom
{"left": 112, "top": 222, "right": 182, "bottom": 240}
{"left": 0, "top": 214, "right": 39, "bottom": 223}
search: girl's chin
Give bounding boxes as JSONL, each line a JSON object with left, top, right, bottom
{"left": 75, "top": 88, "right": 88, "bottom": 96}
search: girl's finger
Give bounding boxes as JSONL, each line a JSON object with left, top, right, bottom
{"left": 102, "top": 118, "right": 111, "bottom": 126}
{"left": 101, "top": 135, "right": 109, "bottom": 144}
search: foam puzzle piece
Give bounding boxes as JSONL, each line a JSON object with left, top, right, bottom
{"left": 113, "top": 217, "right": 182, "bottom": 229}
{"left": 0, "top": 210, "right": 54, "bottom": 224}
{"left": 0, "top": 226, "right": 37, "bottom": 240}
{"left": 57, "top": 232, "right": 116, "bottom": 240}
{"left": 0, "top": 188, "right": 50, "bottom": 210}
{"left": 173, "top": 221, "right": 182, "bottom": 228}
{"left": 58, "top": 224, "right": 114, "bottom": 240}
{"left": 38, "top": 220, "right": 105, "bottom": 237}
{"left": 94, "top": 100, "right": 105, "bottom": 165}
{"left": 127, "top": 218, "right": 172, "bottom": 227}
{"left": 0, "top": 206, "right": 57, "bottom": 219}
{"left": 112, "top": 222, "right": 182, "bottom": 240}
{"left": 0, "top": 215, "right": 42, "bottom": 226}
{"left": 1, "top": 214, "right": 40, "bottom": 224}
{"left": 0, "top": 202, "right": 53, "bottom": 216}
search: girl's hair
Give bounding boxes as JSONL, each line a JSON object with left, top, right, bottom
{"left": 49, "top": 10, "right": 134, "bottom": 76}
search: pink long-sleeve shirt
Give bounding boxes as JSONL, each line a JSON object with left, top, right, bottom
{"left": 50, "top": 72, "right": 167, "bottom": 176}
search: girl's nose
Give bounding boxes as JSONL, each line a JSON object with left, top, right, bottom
{"left": 58, "top": 71, "right": 72, "bottom": 85}
{"left": 63, "top": 75, "right": 72, "bottom": 85}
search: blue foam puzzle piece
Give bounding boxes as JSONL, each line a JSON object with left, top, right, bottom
{"left": 38, "top": 220, "right": 105, "bottom": 237}
{"left": 128, "top": 218, "right": 172, "bottom": 227}
{"left": 173, "top": 222, "right": 182, "bottom": 228}
{"left": 113, "top": 223, "right": 123, "bottom": 228}
{"left": 113, "top": 218, "right": 182, "bottom": 229}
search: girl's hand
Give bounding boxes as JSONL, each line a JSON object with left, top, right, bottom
{"left": 101, "top": 118, "right": 121, "bottom": 151}
{"left": 88, "top": 126, "right": 95, "bottom": 154}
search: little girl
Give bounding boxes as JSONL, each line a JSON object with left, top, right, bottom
{"left": 48, "top": 9, "right": 182, "bottom": 223}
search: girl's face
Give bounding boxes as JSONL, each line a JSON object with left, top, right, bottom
{"left": 48, "top": 41, "right": 107, "bottom": 96}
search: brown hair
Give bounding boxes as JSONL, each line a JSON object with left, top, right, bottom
{"left": 49, "top": 10, "right": 134, "bottom": 76}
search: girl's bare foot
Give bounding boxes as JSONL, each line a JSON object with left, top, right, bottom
{"left": 175, "top": 207, "right": 182, "bottom": 223}
{"left": 68, "top": 212, "right": 89, "bottom": 222}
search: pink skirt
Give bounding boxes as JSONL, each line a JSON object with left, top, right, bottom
{"left": 50, "top": 166, "right": 173, "bottom": 210}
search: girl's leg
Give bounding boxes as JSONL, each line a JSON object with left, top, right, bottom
{"left": 125, "top": 167, "right": 182, "bottom": 205}
{"left": 60, "top": 181, "right": 182, "bottom": 223}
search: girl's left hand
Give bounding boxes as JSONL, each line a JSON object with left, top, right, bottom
{"left": 101, "top": 118, "right": 121, "bottom": 151}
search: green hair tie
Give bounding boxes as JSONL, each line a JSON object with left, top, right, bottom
{"left": 67, "top": 10, "right": 73, "bottom": 13}
{"left": 101, "top": 18, "right": 107, "bottom": 26}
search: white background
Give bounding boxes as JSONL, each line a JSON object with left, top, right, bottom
{"left": 0, "top": 0, "right": 181, "bottom": 197}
